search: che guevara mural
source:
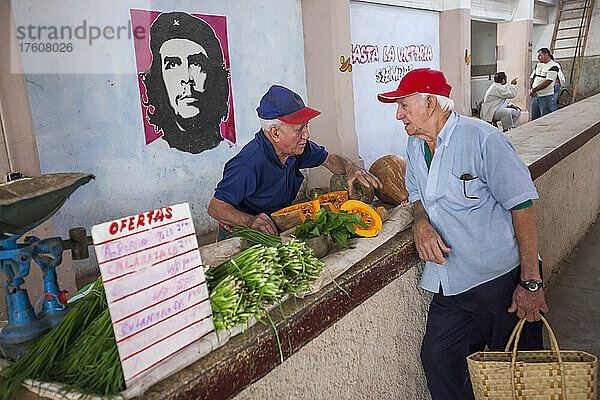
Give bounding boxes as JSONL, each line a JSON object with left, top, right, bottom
{"left": 131, "top": 10, "right": 236, "bottom": 154}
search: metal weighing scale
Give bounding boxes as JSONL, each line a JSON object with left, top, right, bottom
{"left": 0, "top": 173, "right": 94, "bottom": 361}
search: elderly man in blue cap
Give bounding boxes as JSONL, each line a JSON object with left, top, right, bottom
{"left": 378, "top": 68, "right": 547, "bottom": 400}
{"left": 208, "top": 85, "right": 381, "bottom": 240}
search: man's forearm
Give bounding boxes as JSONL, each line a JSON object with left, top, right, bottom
{"left": 412, "top": 200, "right": 430, "bottom": 227}
{"left": 511, "top": 205, "right": 541, "bottom": 280}
{"left": 532, "top": 80, "right": 552, "bottom": 93}
{"left": 322, "top": 154, "right": 357, "bottom": 175}
{"left": 208, "top": 197, "right": 254, "bottom": 228}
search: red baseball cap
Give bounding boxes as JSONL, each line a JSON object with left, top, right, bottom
{"left": 377, "top": 68, "right": 452, "bottom": 103}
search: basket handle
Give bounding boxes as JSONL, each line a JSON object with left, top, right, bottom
{"left": 506, "top": 316, "right": 567, "bottom": 399}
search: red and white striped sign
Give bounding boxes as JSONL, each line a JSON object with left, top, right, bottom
{"left": 91, "top": 203, "right": 213, "bottom": 385}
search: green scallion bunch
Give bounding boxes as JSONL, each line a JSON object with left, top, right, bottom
{"left": 209, "top": 275, "right": 243, "bottom": 330}
{"left": 206, "top": 245, "right": 285, "bottom": 330}
{"left": 49, "top": 308, "right": 124, "bottom": 396}
{"left": 278, "top": 240, "right": 324, "bottom": 293}
{"left": 0, "top": 276, "right": 124, "bottom": 400}
{"left": 226, "top": 226, "right": 282, "bottom": 247}
{"left": 206, "top": 241, "right": 323, "bottom": 331}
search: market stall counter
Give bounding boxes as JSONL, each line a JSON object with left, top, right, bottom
{"left": 3, "top": 203, "right": 419, "bottom": 400}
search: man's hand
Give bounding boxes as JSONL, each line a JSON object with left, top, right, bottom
{"left": 346, "top": 165, "right": 382, "bottom": 198}
{"left": 322, "top": 154, "right": 382, "bottom": 198}
{"left": 511, "top": 77, "right": 518, "bottom": 85}
{"left": 508, "top": 286, "right": 549, "bottom": 322}
{"left": 529, "top": 89, "right": 537, "bottom": 97}
{"left": 250, "top": 213, "right": 278, "bottom": 235}
{"left": 412, "top": 220, "right": 451, "bottom": 265}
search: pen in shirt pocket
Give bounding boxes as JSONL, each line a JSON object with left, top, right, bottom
{"left": 459, "top": 173, "right": 479, "bottom": 200}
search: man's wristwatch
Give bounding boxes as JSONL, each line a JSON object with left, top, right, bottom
{"left": 519, "top": 279, "right": 543, "bottom": 292}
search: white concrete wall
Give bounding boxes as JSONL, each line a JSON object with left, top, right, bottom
{"left": 586, "top": 1, "right": 600, "bottom": 56}
{"left": 11, "top": 0, "right": 307, "bottom": 275}
{"left": 235, "top": 263, "right": 433, "bottom": 400}
{"left": 532, "top": 5, "right": 556, "bottom": 57}
{"left": 471, "top": 0, "right": 514, "bottom": 21}
{"left": 349, "top": 1, "right": 440, "bottom": 166}
{"left": 471, "top": 75, "right": 494, "bottom": 107}
{"left": 534, "top": 134, "right": 600, "bottom": 286}
{"left": 351, "top": 0, "right": 443, "bottom": 12}
{"left": 533, "top": 0, "right": 600, "bottom": 59}
{"left": 471, "top": 20, "right": 497, "bottom": 69}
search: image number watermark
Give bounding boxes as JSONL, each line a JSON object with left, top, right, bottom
{"left": 20, "top": 42, "right": 73, "bottom": 53}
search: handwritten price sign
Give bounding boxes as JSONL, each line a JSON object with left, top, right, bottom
{"left": 91, "top": 203, "right": 213, "bottom": 385}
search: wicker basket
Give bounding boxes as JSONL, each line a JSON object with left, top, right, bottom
{"left": 467, "top": 316, "right": 597, "bottom": 399}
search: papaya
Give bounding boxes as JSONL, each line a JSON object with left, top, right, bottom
{"left": 316, "top": 190, "right": 348, "bottom": 214}
{"left": 271, "top": 199, "right": 320, "bottom": 231}
{"left": 330, "top": 174, "right": 375, "bottom": 204}
{"left": 339, "top": 200, "right": 382, "bottom": 237}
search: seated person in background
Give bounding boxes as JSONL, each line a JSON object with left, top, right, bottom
{"left": 208, "top": 85, "right": 382, "bottom": 241}
{"left": 480, "top": 72, "right": 521, "bottom": 132}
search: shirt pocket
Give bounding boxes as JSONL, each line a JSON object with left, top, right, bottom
{"left": 445, "top": 167, "right": 486, "bottom": 210}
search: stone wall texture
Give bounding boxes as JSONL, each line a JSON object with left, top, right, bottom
{"left": 235, "top": 263, "right": 433, "bottom": 400}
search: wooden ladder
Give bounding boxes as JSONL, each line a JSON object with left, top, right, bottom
{"left": 550, "top": 0, "right": 596, "bottom": 104}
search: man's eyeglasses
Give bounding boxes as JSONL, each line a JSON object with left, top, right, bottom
{"left": 459, "top": 173, "right": 479, "bottom": 199}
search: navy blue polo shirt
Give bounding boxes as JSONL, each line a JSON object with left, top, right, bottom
{"left": 214, "top": 130, "right": 328, "bottom": 216}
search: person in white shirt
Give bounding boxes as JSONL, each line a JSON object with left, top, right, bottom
{"left": 529, "top": 48, "right": 560, "bottom": 120}
{"left": 480, "top": 72, "right": 521, "bottom": 132}
{"left": 550, "top": 54, "right": 566, "bottom": 112}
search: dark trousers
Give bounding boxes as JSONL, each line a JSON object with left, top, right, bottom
{"left": 420, "top": 262, "right": 544, "bottom": 400}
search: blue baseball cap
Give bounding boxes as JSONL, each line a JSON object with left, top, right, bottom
{"left": 256, "top": 85, "right": 321, "bottom": 124}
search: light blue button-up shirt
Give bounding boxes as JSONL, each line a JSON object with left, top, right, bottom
{"left": 405, "top": 112, "right": 538, "bottom": 295}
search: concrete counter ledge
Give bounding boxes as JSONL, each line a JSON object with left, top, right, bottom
{"left": 508, "top": 93, "right": 600, "bottom": 181}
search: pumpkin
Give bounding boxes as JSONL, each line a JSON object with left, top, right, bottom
{"left": 330, "top": 174, "right": 375, "bottom": 204}
{"left": 271, "top": 199, "right": 320, "bottom": 231}
{"left": 376, "top": 206, "right": 388, "bottom": 222}
{"left": 317, "top": 191, "right": 348, "bottom": 214}
{"left": 339, "top": 200, "right": 382, "bottom": 237}
{"left": 368, "top": 155, "right": 409, "bottom": 205}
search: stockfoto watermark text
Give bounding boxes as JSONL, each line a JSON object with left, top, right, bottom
{"left": 17, "top": 19, "right": 146, "bottom": 52}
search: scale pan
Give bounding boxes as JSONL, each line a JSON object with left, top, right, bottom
{"left": 0, "top": 173, "right": 94, "bottom": 235}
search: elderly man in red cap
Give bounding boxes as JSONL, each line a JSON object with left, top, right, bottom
{"left": 209, "top": 85, "right": 381, "bottom": 240}
{"left": 378, "top": 69, "right": 547, "bottom": 399}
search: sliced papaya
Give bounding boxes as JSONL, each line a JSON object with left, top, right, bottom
{"left": 271, "top": 199, "right": 320, "bottom": 231}
{"left": 317, "top": 190, "right": 348, "bottom": 214}
{"left": 339, "top": 199, "right": 382, "bottom": 237}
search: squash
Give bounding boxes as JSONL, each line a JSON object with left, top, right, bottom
{"left": 330, "top": 174, "right": 375, "bottom": 204}
{"left": 376, "top": 206, "right": 388, "bottom": 223}
{"left": 271, "top": 199, "right": 320, "bottom": 231}
{"left": 368, "top": 155, "right": 409, "bottom": 205}
{"left": 339, "top": 200, "right": 382, "bottom": 237}
{"left": 317, "top": 191, "right": 348, "bottom": 214}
